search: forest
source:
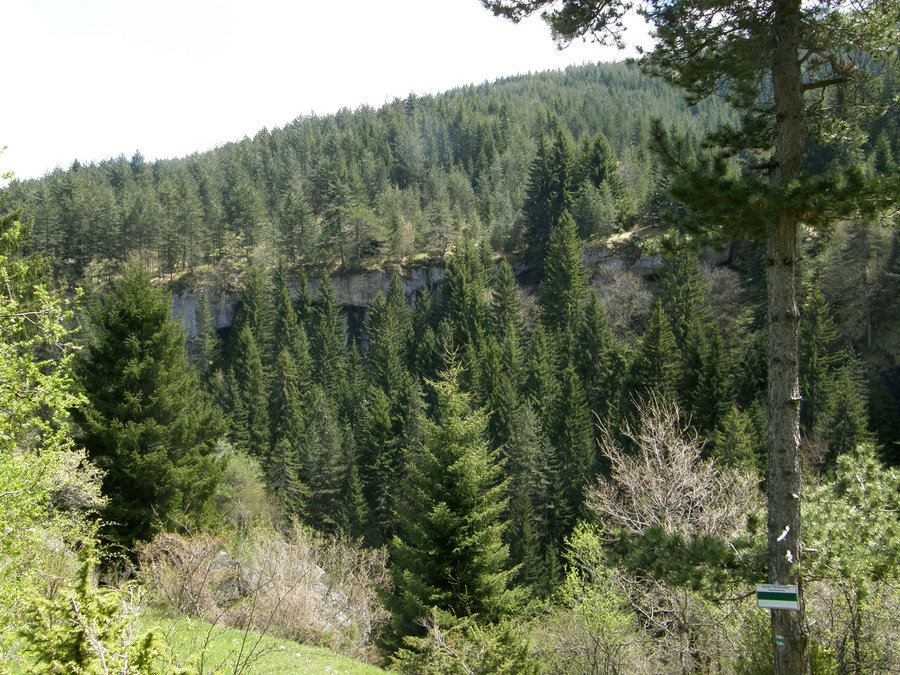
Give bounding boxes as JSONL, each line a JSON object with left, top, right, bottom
{"left": 1, "top": 48, "right": 899, "bottom": 674}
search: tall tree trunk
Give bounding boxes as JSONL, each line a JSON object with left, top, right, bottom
{"left": 767, "top": 0, "right": 811, "bottom": 672}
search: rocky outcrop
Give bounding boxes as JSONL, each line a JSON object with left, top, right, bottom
{"left": 171, "top": 266, "right": 444, "bottom": 338}
{"left": 170, "top": 242, "right": 730, "bottom": 338}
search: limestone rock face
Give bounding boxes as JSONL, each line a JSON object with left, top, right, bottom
{"left": 171, "top": 266, "right": 444, "bottom": 338}
{"left": 170, "top": 244, "right": 728, "bottom": 338}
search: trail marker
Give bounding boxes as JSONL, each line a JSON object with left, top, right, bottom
{"left": 756, "top": 584, "right": 799, "bottom": 610}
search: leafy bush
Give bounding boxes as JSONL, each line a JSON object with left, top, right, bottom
{"left": 20, "top": 548, "right": 164, "bottom": 674}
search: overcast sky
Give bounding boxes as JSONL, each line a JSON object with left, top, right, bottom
{"left": 3, "top": 0, "right": 648, "bottom": 182}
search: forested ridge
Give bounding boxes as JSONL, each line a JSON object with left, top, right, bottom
{"left": 2, "top": 59, "right": 900, "bottom": 672}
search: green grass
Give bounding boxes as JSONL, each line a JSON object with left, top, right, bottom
{"left": 144, "top": 611, "right": 390, "bottom": 674}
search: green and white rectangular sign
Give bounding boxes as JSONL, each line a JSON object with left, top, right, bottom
{"left": 756, "top": 584, "right": 799, "bottom": 610}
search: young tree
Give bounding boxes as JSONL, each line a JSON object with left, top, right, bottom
{"left": 75, "top": 265, "right": 224, "bottom": 549}
{"left": 384, "top": 366, "right": 519, "bottom": 655}
{"left": 482, "top": 1, "right": 899, "bottom": 669}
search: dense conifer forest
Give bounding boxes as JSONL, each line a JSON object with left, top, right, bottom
{"left": 2, "top": 59, "right": 899, "bottom": 672}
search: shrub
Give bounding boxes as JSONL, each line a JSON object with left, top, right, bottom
{"left": 139, "top": 525, "right": 390, "bottom": 662}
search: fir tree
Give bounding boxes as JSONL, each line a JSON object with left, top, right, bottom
{"left": 75, "top": 265, "right": 223, "bottom": 549}
{"left": 267, "top": 347, "right": 308, "bottom": 518}
{"left": 312, "top": 275, "right": 348, "bottom": 399}
{"left": 233, "top": 324, "right": 270, "bottom": 457}
{"left": 629, "top": 299, "right": 681, "bottom": 400}
{"left": 540, "top": 210, "right": 589, "bottom": 340}
{"left": 384, "top": 366, "right": 519, "bottom": 654}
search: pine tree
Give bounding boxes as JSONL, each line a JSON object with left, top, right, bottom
{"left": 384, "top": 366, "right": 519, "bottom": 654}
{"left": 75, "top": 265, "right": 223, "bottom": 549}
{"left": 540, "top": 210, "right": 589, "bottom": 339}
{"left": 312, "top": 276, "right": 348, "bottom": 399}
{"left": 233, "top": 324, "right": 270, "bottom": 457}
{"left": 302, "top": 386, "right": 345, "bottom": 533}
{"left": 267, "top": 347, "right": 308, "bottom": 518}
{"left": 629, "top": 299, "right": 681, "bottom": 400}
{"left": 521, "top": 117, "right": 576, "bottom": 272}
{"left": 482, "top": 2, "right": 898, "bottom": 665}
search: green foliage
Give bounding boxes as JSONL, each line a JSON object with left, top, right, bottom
{"left": 804, "top": 445, "right": 900, "bottom": 585}
{"left": 539, "top": 209, "right": 588, "bottom": 339}
{"left": 0, "top": 206, "right": 104, "bottom": 657}
{"left": 803, "top": 445, "right": 900, "bottom": 672}
{"left": 384, "top": 366, "right": 519, "bottom": 654}
{"left": 75, "top": 265, "right": 224, "bottom": 549}
{"left": 521, "top": 116, "right": 576, "bottom": 271}
{"left": 20, "top": 548, "right": 164, "bottom": 674}
{"left": 391, "top": 611, "right": 537, "bottom": 675}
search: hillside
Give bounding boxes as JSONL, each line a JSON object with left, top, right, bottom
{"left": 2, "top": 57, "right": 899, "bottom": 673}
{"left": 4, "top": 62, "right": 734, "bottom": 283}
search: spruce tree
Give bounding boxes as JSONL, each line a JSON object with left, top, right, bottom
{"left": 577, "top": 130, "right": 624, "bottom": 198}
{"left": 799, "top": 285, "right": 842, "bottom": 435}
{"left": 384, "top": 366, "right": 518, "bottom": 654}
{"left": 312, "top": 275, "right": 348, "bottom": 399}
{"left": 490, "top": 260, "right": 523, "bottom": 340}
{"left": 271, "top": 259, "right": 305, "bottom": 362}
{"left": 75, "top": 265, "right": 223, "bottom": 549}
{"left": 573, "top": 290, "right": 624, "bottom": 431}
{"left": 628, "top": 299, "right": 681, "bottom": 400}
{"left": 439, "top": 237, "right": 488, "bottom": 356}
{"left": 540, "top": 209, "right": 589, "bottom": 340}
{"left": 302, "top": 386, "right": 345, "bottom": 533}
{"left": 549, "top": 364, "right": 595, "bottom": 537}
{"left": 521, "top": 117, "right": 576, "bottom": 272}
{"left": 267, "top": 347, "right": 308, "bottom": 518}
{"left": 233, "top": 324, "right": 270, "bottom": 457}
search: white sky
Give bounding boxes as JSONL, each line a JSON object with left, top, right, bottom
{"left": 2, "top": 0, "right": 647, "bottom": 182}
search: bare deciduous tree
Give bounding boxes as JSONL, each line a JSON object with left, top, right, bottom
{"left": 588, "top": 392, "right": 758, "bottom": 539}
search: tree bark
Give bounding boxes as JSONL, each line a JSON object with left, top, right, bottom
{"left": 767, "top": 0, "right": 811, "bottom": 672}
